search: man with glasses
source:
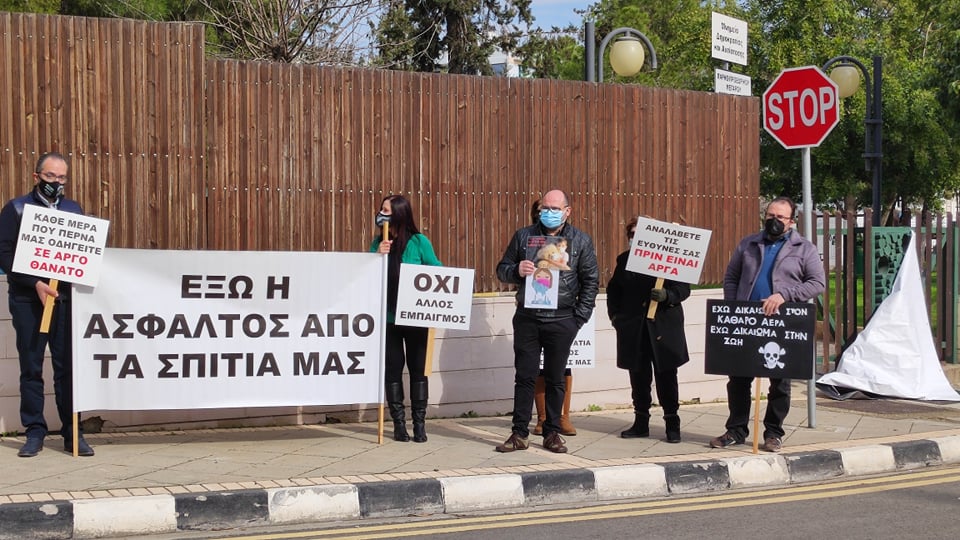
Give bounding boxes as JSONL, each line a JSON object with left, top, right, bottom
{"left": 709, "top": 196, "right": 825, "bottom": 452}
{"left": 0, "top": 152, "right": 94, "bottom": 457}
{"left": 494, "top": 189, "right": 599, "bottom": 454}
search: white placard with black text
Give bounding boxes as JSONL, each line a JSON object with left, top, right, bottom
{"left": 539, "top": 315, "right": 596, "bottom": 369}
{"left": 395, "top": 264, "right": 475, "bottom": 330}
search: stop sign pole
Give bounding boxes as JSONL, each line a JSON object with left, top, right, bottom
{"left": 762, "top": 66, "right": 840, "bottom": 429}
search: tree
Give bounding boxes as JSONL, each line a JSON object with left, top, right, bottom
{"left": 197, "top": 0, "right": 383, "bottom": 64}
{"left": 373, "top": 0, "right": 533, "bottom": 75}
{"left": 745, "top": 0, "right": 960, "bottom": 217}
{"left": 516, "top": 26, "right": 583, "bottom": 80}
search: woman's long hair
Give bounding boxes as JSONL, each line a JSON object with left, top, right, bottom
{"left": 382, "top": 194, "right": 420, "bottom": 312}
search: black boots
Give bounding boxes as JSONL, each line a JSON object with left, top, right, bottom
{"left": 386, "top": 382, "right": 409, "bottom": 442}
{"left": 665, "top": 414, "right": 681, "bottom": 443}
{"left": 621, "top": 412, "right": 681, "bottom": 442}
{"left": 620, "top": 412, "right": 650, "bottom": 438}
{"left": 411, "top": 380, "right": 429, "bottom": 443}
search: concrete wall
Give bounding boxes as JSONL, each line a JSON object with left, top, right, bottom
{"left": 0, "top": 275, "right": 726, "bottom": 433}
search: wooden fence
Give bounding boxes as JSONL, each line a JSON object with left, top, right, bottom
{"left": 1, "top": 12, "right": 761, "bottom": 291}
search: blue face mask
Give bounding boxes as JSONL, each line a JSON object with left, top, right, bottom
{"left": 540, "top": 208, "right": 564, "bottom": 229}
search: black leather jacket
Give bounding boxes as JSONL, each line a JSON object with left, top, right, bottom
{"left": 496, "top": 221, "right": 599, "bottom": 325}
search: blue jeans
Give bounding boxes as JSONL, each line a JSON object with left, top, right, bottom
{"left": 9, "top": 296, "right": 74, "bottom": 439}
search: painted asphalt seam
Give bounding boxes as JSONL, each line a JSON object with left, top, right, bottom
{"left": 1, "top": 436, "right": 958, "bottom": 540}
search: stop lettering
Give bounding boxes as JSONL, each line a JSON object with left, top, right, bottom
{"left": 762, "top": 66, "right": 840, "bottom": 149}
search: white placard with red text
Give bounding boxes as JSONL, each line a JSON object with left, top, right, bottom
{"left": 625, "top": 217, "right": 712, "bottom": 284}
{"left": 72, "top": 249, "right": 387, "bottom": 411}
{"left": 13, "top": 205, "right": 109, "bottom": 286}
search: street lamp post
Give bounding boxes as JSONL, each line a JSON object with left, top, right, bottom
{"left": 822, "top": 55, "right": 883, "bottom": 226}
{"left": 584, "top": 21, "right": 658, "bottom": 83}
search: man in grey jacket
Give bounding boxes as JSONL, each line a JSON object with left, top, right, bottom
{"left": 494, "top": 189, "right": 599, "bottom": 454}
{"left": 710, "top": 196, "right": 825, "bottom": 452}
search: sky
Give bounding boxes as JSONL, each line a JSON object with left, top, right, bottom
{"left": 529, "top": 0, "right": 586, "bottom": 30}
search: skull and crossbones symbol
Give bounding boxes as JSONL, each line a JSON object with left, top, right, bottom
{"left": 759, "top": 341, "right": 786, "bottom": 369}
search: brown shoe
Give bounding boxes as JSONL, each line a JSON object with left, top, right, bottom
{"left": 495, "top": 432, "right": 529, "bottom": 453}
{"left": 760, "top": 437, "right": 782, "bottom": 453}
{"left": 542, "top": 431, "right": 567, "bottom": 453}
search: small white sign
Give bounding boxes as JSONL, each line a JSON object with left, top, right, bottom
{"left": 715, "top": 68, "right": 752, "bottom": 96}
{"left": 625, "top": 217, "right": 712, "bottom": 284}
{"left": 539, "top": 315, "right": 596, "bottom": 369}
{"left": 711, "top": 12, "right": 748, "bottom": 66}
{"left": 13, "top": 205, "right": 110, "bottom": 287}
{"left": 395, "top": 264, "right": 475, "bottom": 330}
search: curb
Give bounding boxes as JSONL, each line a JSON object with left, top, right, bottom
{"left": 3, "top": 435, "right": 959, "bottom": 539}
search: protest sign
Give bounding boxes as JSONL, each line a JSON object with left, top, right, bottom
{"left": 539, "top": 315, "right": 596, "bottom": 369}
{"left": 13, "top": 205, "right": 110, "bottom": 286}
{"left": 72, "top": 249, "right": 386, "bottom": 411}
{"left": 625, "top": 217, "right": 712, "bottom": 284}
{"left": 395, "top": 264, "right": 475, "bottom": 330}
{"left": 704, "top": 299, "right": 815, "bottom": 379}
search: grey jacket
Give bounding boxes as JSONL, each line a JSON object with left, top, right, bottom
{"left": 723, "top": 229, "right": 825, "bottom": 302}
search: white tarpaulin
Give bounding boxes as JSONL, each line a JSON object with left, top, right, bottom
{"left": 817, "top": 232, "right": 960, "bottom": 401}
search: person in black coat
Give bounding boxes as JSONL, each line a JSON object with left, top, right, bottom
{"left": 606, "top": 217, "right": 690, "bottom": 443}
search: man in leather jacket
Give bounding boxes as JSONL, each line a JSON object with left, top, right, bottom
{"left": 494, "top": 189, "right": 599, "bottom": 454}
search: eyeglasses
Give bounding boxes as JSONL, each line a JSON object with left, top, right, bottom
{"left": 38, "top": 172, "right": 68, "bottom": 182}
{"left": 541, "top": 205, "right": 566, "bottom": 212}
{"left": 765, "top": 213, "right": 791, "bottom": 221}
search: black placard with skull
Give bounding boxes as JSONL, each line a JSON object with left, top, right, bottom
{"left": 704, "top": 299, "right": 816, "bottom": 379}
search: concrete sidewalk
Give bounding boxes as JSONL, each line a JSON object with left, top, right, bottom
{"left": 2, "top": 396, "right": 960, "bottom": 539}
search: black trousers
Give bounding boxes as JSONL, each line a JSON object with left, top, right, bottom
{"left": 384, "top": 322, "right": 428, "bottom": 385}
{"left": 9, "top": 296, "right": 74, "bottom": 439}
{"left": 724, "top": 376, "right": 791, "bottom": 441}
{"left": 627, "top": 326, "right": 679, "bottom": 417}
{"left": 510, "top": 313, "right": 578, "bottom": 438}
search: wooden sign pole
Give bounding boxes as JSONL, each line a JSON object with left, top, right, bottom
{"left": 646, "top": 277, "right": 664, "bottom": 320}
{"left": 752, "top": 378, "right": 762, "bottom": 454}
{"left": 39, "top": 279, "right": 59, "bottom": 334}
{"left": 377, "top": 221, "right": 389, "bottom": 444}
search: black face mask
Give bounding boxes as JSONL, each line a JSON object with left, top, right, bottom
{"left": 375, "top": 212, "right": 391, "bottom": 228}
{"left": 764, "top": 217, "right": 786, "bottom": 239}
{"left": 38, "top": 179, "right": 64, "bottom": 201}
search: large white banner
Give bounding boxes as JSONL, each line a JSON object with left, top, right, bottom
{"left": 72, "top": 249, "right": 387, "bottom": 411}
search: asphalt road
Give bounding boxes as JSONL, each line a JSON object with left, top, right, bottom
{"left": 145, "top": 465, "right": 960, "bottom": 540}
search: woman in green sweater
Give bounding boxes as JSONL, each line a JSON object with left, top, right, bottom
{"left": 370, "top": 194, "right": 442, "bottom": 442}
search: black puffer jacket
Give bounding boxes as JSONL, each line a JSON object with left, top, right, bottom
{"left": 496, "top": 222, "right": 599, "bottom": 326}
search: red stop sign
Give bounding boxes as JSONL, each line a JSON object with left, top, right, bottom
{"left": 763, "top": 66, "right": 840, "bottom": 149}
